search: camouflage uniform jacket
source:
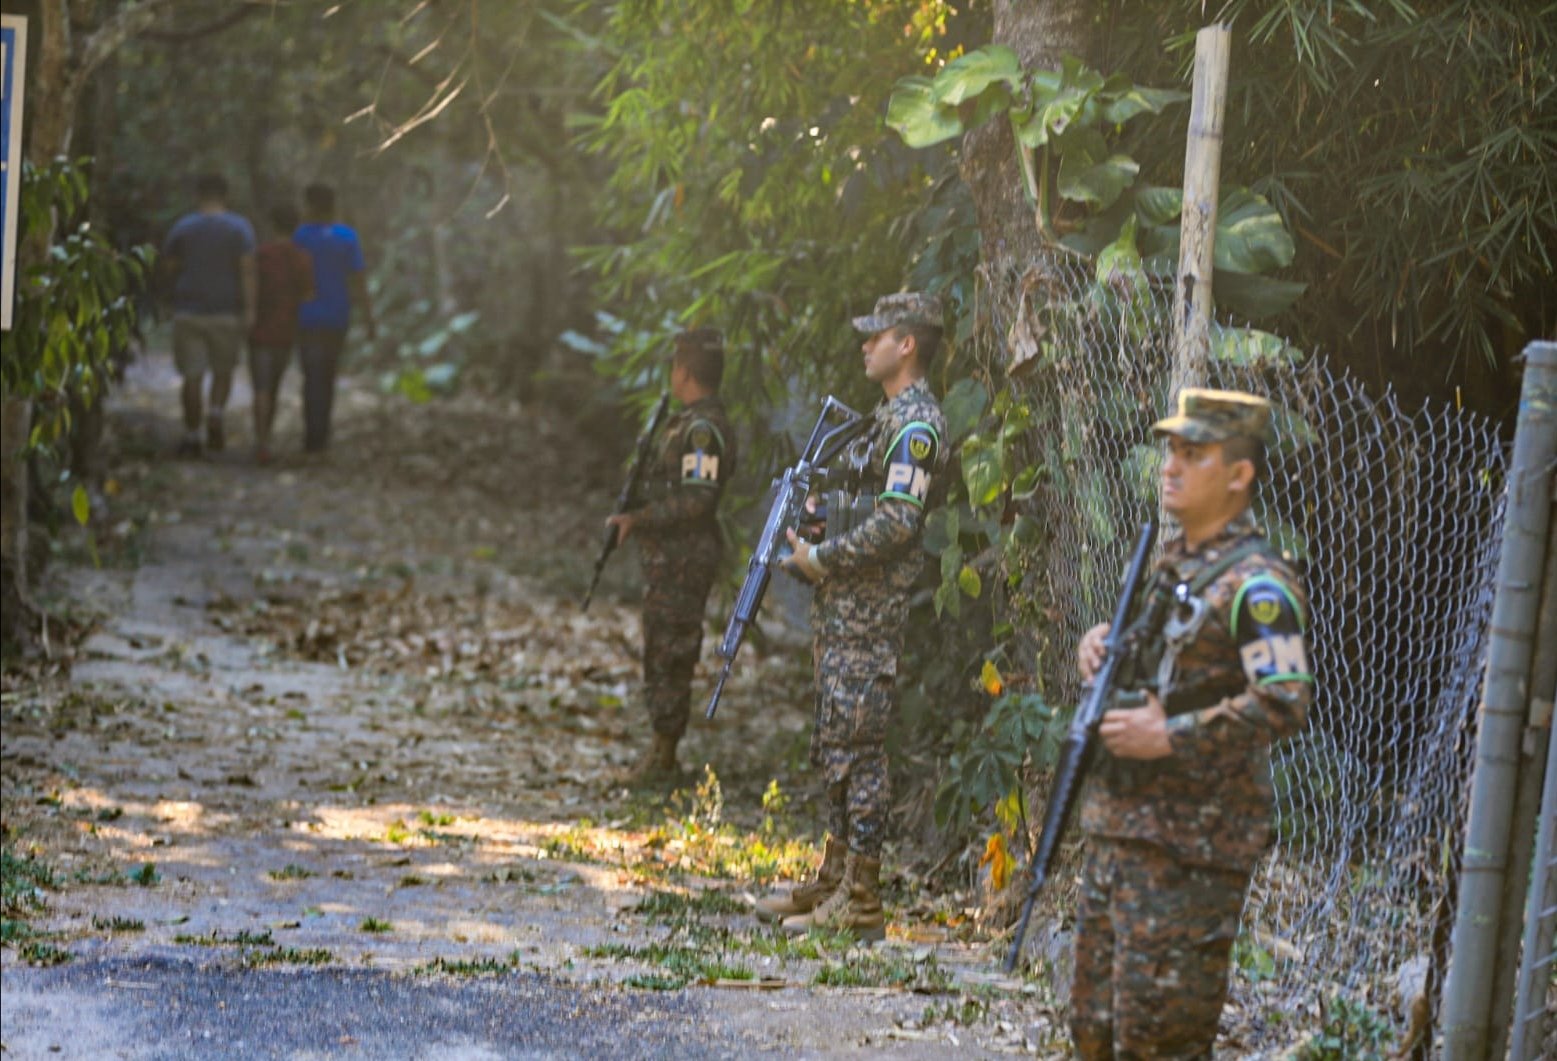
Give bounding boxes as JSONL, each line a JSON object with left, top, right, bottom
{"left": 634, "top": 396, "right": 735, "bottom": 545}
{"left": 810, "top": 378, "right": 948, "bottom": 671}
{"left": 1080, "top": 510, "right": 1313, "bottom": 871}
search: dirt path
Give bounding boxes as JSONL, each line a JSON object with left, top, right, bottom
{"left": 1, "top": 347, "right": 1063, "bottom": 1058}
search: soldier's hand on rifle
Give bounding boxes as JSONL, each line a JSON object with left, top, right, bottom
{"left": 782, "top": 529, "right": 826, "bottom": 583}
{"left": 799, "top": 495, "right": 825, "bottom": 543}
{"left": 606, "top": 512, "right": 637, "bottom": 545}
{"left": 1099, "top": 691, "right": 1173, "bottom": 760}
{"left": 1078, "top": 622, "right": 1110, "bottom": 681}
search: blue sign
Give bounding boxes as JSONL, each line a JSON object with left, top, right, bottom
{"left": 1, "top": 15, "right": 26, "bottom": 330}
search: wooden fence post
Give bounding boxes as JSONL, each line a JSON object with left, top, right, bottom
{"left": 1170, "top": 24, "right": 1231, "bottom": 399}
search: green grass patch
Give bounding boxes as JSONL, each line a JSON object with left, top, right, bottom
{"left": 174, "top": 928, "right": 275, "bottom": 947}
{"left": 417, "top": 810, "right": 456, "bottom": 827}
{"left": 20, "top": 940, "right": 72, "bottom": 966}
{"left": 268, "top": 863, "right": 316, "bottom": 881}
{"left": 624, "top": 972, "right": 686, "bottom": 990}
{"left": 813, "top": 951, "right": 954, "bottom": 993}
{"left": 922, "top": 997, "right": 988, "bottom": 1027}
{"left": 630, "top": 888, "right": 748, "bottom": 922}
{"left": 359, "top": 917, "right": 393, "bottom": 933}
{"left": 71, "top": 867, "right": 130, "bottom": 886}
{"left": 243, "top": 946, "right": 333, "bottom": 967}
{"left": 91, "top": 915, "right": 145, "bottom": 933}
{"left": 414, "top": 952, "right": 520, "bottom": 978}
{"left": 739, "top": 926, "right": 855, "bottom": 960}
{"left": 2, "top": 846, "right": 59, "bottom": 915}
{"left": 583, "top": 939, "right": 753, "bottom": 985}
{"left": 397, "top": 874, "right": 426, "bottom": 888}
{"left": 2, "top": 917, "right": 36, "bottom": 943}
{"left": 130, "top": 863, "right": 160, "bottom": 887}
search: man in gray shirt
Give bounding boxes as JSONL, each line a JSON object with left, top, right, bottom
{"left": 160, "top": 174, "right": 256, "bottom": 456}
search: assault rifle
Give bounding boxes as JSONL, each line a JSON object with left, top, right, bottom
{"left": 582, "top": 391, "right": 672, "bottom": 612}
{"left": 1005, "top": 521, "right": 1158, "bottom": 973}
{"left": 704, "top": 396, "right": 873, "bottom": 719}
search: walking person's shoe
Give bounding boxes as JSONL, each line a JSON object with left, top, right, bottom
{"left": 755, "top": 836, "right": 846, "bottom": 923}
{"left": 781, "top": 853, "right": 886, "bottom": 943}
{"left": 206, "top": 415, "right": 225, "bottom": 453}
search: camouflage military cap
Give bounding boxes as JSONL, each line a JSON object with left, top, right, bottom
{"left": 673, "top": 327, "right": 724, "bottom": 355}
{"left": 1152, "top": 388, "right": 1273, "bottom": 445}
{"left": 851, "top": 292, "right": 945, "bottom": 334}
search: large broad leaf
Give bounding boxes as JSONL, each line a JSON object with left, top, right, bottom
{"left": 1100, "top": 83, "right": 1189, "bottom": 125}
{"left": 1133, "top": 185, "right": 1182, "bottom": 227}
{"left": 1215, "top": 189, "right": 1296, "bottom": 274}
{"left": 1213, "top": 269, "right": 1308, "bottom": 318}
{"left": 931, "top": 45, "right": 1022, "bottom": 106}
{"left": 942, "top": 376, "right": 990, "bottom": 443}
{"left": 1059, "top": 151, "right": 1139, "bottom": 209}
{"left": 1210, "top": 325, "right": 1304, "bottom": 365}
{"left": 1096, "top": 215, "right": 1144, "bottom": 287}
{"left": 961, "top": 436, "right": 1004, "bottom": 508}
{"left": 886, "top": 76, "right": 965, "bottom": 148}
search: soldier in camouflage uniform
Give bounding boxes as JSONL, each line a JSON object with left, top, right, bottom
{"left": 606, "top": 329, "right": 736, "bottom": 787}
{"left": 754, "top": 293, "right": 949, "bottom": 942}
{"left": 1069, "top": 388, "right": 1313, "bottom": 1059}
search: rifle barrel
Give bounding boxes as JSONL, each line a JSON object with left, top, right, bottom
{"left": 1003, "top": 522, "right": 1156, "bottom": 974}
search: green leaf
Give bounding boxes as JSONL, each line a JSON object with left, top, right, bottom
{"left": 958, "top": 565, "right": 983, "bottom": 599}
{"left": 1010, "top": 464, "right": 1043, "bottom": 501}
{"left": 942, "top": 377, "right": 989, "bottom": 442}
{"left": 71, "top": 485, "right": 90, "bottom": 527}
{"left": 1100, "top": 84, "right": 1189, "bottom": 125}
{"left": 961, "top": 437, "right": 1003, "bottom": 508}
{"left": 931, "top": 45, "right": 1022, "bottom": 106}
{"left": 1058, "top": 151, "right": 1139, "bottom": 209}
{"left": 886, "top": 76, "right": 965, "bottom": 149}
{"left": 1210, "top": 326, "right": 1304, "bottom": 365}
{"left": 1214, "top": 189, "right": 1296, "bottom": 274}
{"left": 1097, "top": 215, "right": 1144, "bottom": 286}
{"left": 1212, "top": 270, "right": 1308, "bottom": 319}
{"left": 1133, "top": 185, "right": 1182, "bottom": 227}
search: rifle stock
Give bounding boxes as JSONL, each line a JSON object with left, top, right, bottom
{"left": 1004, "top": 521, "right": 1158, "bottom": 974}
{"left": 582, "top": 391, "right": 672, "bottom": 611}
{"left": 705, "top": 396, "right": 871, "bottom": 719}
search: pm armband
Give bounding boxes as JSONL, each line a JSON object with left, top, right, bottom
{"left": 880, "top": 421, "right": 939, "bottom": 507}
{"left": 1232, "top": 575, "right": 1312, "bottom": 686}
{"left": 679, "top": 419, "right": 725, "bottom": 487}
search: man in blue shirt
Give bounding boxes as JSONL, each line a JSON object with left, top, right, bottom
{"left": 160, "top": 174, "right": 256, "bottom": 456}
{"left": 294, "top": 183, "right": 376, "bottom": 454}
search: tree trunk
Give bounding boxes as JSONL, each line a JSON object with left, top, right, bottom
{"left": 960, "top": 0, "right": 1096, "bottom": 265}
{"left": 1, "top": 0, "right": 176, "bottom": 649}
{"left": 1, "top": 399, "right": 34, "bottom": 652}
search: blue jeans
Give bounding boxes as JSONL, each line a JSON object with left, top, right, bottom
{"left": 297, "top": 327, "right": 347, "bottom": 452}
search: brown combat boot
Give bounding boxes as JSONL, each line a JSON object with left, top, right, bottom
{"left": 781, "top": 852, "right": 885, "bottom": 943}
{"left": 754, "top": 836, "right": 846, "bottom": 923}
{"left": 614, "top": 733, "right": 681, "bottom": 789}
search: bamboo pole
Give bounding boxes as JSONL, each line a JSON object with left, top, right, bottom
{"left": 1442, "top": 340, "right": 1557, "bottom": 1059}
{"left": 1169, "top": 24, "right": 1230, "bottom": 399}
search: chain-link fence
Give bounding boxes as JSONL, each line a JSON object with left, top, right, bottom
{"left": 972, "top": 251, "right": 1509, "bottom": 1050}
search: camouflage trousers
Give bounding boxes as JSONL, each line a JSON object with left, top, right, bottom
{"left": 641, "top": 538, "right": 716, "bottom": 740}
{"left": 809, "top": 641, "right": 896, "bottom": 859}
{"left": 1070, "top": 837, "right": 1249, "bottom": 1060}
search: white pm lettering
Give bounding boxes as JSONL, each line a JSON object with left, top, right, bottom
{"left": 682, "top": 452, "right": 720, "bottom": 481}
{"left": 885, "top": 462, "right": 929, "bottom": 500}
{"left": 1240, "top": 634, "right": 1309, "bottom": 682}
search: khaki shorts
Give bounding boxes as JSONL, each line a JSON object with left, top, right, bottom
{"left": 173, "top": 314, "right": 243, "bottom": 381}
